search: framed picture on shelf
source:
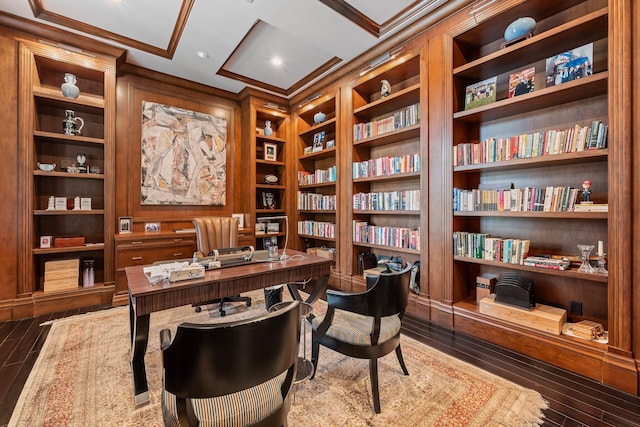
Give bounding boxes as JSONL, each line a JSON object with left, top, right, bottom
{"left": 508, "top": 67, "right": 535, "bottom": 98}
{"left": 312, "top": 132, "right": 325, "bottom": 152}
{"left": 325, "top": 139, "right": 335, "bottom": 148}
{"left": 264, "top": 142, "right": 277, "bottom": 161}
{"left": 267, "top": 222, "right": 280, "bottom": 233}
{"left": 231, "top": 213, "right": 244, "bottom": 228}
{"left": 545, "top": 43, "right": 593, "bottom": 87}
{"left": 255, "top": 222, "right": 266, "bottom": 235}
{"left": 464, "top": 76, "right": 497, "bottom": 110}
{"left": 118, "top": 217, "right": 132, "bottom": 234}
{"left": 262, "top": 191, "right": 276, "bottom": 209}
{"left": 145, "top": 222, "right": 161, "bottom": 232}
{"left": 263, "top": 236, "right": 278, "bottom": 249}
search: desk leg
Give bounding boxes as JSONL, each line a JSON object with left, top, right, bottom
{"left": 129, "top": 301, "right": 150, "bottom": 407}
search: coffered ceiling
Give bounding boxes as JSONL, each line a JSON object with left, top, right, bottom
{"left": 0, "top": 0, "right": 471, "bottom": 98}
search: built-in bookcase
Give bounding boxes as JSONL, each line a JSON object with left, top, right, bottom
{"left": 18, "top": 39, "right": 116, "bottom": 309}
{"left": 449, "top": 0, "right": 609, "bottom": 359}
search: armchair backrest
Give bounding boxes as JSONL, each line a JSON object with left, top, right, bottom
{"left": 364, "top": 262, "right": 412, "bottom": 319}
{"left": 162, "top": 300, "right": 301, "bottom": 399}
{"left": 193, "top": 216, "right": 239, "bottom": 255}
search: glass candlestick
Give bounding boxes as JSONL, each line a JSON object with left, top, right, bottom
{"left": 596, "top": 253, "right": 608, "bottom": 274}
{"left": 577, "top": 244, "right": 595, "bottom": 273}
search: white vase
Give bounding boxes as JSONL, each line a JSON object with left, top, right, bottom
{"left": 61, "top": 73, "right": 80, "bottom": 99}
{"left": 264, "top": 120, "right": 273, "bottom": 136}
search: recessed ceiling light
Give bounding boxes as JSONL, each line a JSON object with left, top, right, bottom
{"left": 271, "top": 57, "right": 282, "bottom": 66}
{"left": 196, "top": 51, "right": 209, "bottom": 59}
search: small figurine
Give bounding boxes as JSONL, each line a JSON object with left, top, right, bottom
{"left": 47, "top": 196, "right": 55, "bottom": 211}
{"left": 381, "top": 79, "right": 391, "bottom": 97}
{"left": 581, "top": 180, "right": 592, "bottom": 204}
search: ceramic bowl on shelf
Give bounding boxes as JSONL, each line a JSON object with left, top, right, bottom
{"left": 504, "top": 17, "right": 536, "bottom": 43}
{"left": 37, "top": 162, "right": 56, "bottom": 171}
{"left": 313, "top": 112, "right": 326, "bottom": 124}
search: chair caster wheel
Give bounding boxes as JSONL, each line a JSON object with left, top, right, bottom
{"left": 195, "top": 306, "right": 202, "bottom": 313}
{"left": 220, "top": 310, "right": 226, "bottom": 316}
{"left": 246, "top": 301, "right": 252, "bottom": 307}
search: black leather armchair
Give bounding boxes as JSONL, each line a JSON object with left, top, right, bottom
{"left": 310, "top": 263, "right": 412, "bottom": 413}
{"left": 161, "top": 300, "right": 301, "bottom": 427}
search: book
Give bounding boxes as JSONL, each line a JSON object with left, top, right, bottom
{"left": 573, "top": 203, "right": 608, "bottom": 212}
{"left": 508, "top": 67, "right": 535, "bottom": 98}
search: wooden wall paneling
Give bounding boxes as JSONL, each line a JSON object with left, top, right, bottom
{"left": 0, "top": 33, "right": 19, "bottom": 309}
{"left": 601, "top": 0, "right": 638, "bottom": 395}
{"left": 633, "top": 0, "right": 640, "bottom": 374}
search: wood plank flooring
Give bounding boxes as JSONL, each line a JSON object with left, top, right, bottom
{"left": 1, "top": 306, "right": 639, "bottom": 426}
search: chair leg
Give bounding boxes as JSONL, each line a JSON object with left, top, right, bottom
{"left": 310, "top": 340, "right": 320, "bottom": 380}
{"left": 369, "top": 358, "right": 381, "bottom": 414}
{"left": 395, "top": 344, "right": 409, "bottom": 375}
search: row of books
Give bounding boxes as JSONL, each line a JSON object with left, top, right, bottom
{"left": 298, "top": 166, "right": 337, "bottom": 186}
{"left": 353, "top": 221, "right": 420, "bottom": 250}
{"left": 453, "top": 231, "right": 530, "bottom": 265}
{"left": 297, "top": 220, "right": 336, "bottom": 239}
{"left": 353, "top": 153, "right": 420, "bottom": 179}
{"left": 353, "top": 190, "right": 420, "bottom": 211}
{"left": 453, "top": 120, "right": 608, "bottom": 166}
{"left": 522, "top": 256, "right": 570, "bottom": 270}
{"left": 353, "top": 103, "right": 420, "bottom": 141}
{"left": 297, "top": 192, "right": 336, "bottom": 211}
{"left": 453, "top": 186, "right": 579, "bottom": 212}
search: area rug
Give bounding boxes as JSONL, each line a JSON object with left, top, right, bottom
{"left": 9, "top": 289, "right": 547, "bottom": 426}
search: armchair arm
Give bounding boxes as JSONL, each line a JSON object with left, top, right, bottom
{"left": 160, "top": 328, "right": 172, "bottom": 351}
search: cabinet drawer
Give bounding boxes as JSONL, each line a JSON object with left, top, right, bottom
{"left": 116, "top": 244, "right": 195, "bottom": 267}
{"left": 116, "top": 236, "right": 196, "bottom": 250}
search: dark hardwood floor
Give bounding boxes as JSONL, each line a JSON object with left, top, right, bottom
{"left": 1, "top": 306, "right": 639, "bottom": 426}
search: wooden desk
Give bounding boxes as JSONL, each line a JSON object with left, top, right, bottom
{"left": 126, "top": 249, "right": 331, "bottom": 406}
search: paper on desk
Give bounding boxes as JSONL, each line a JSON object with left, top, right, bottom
{"left": 143, "top": 262, "right": 190, "bottom": 284}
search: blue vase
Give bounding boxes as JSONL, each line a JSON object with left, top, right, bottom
{"left": 504, "top": 17, "right": 536, "bottom": 43}
{"left": 313, "top": 112, "right": 326, "bottom": 124}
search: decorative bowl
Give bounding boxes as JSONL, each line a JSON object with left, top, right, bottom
{"left": 504, "top": 17, "right": 536, "bottom": 42}
{"left": 313, "top": 112, "right": 326, "bottom": 124}
{"left": 37, "top": 162, "right": 56, "bottom": 171}
{"left": 264, "top": 174, "right": 279, "bottom": 184}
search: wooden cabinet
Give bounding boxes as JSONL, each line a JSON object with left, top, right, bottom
{"left": 293, "top": 93, "right": 338, "bottom": 267}
{"left": 240, "top": 95, "right": 291, "bottom": 251}
{"left": 445, "top": 0, "right": 620, "bottom": 383}
{"left": 18, "top": 39, "right": 116, "bottom": 313}
{"left": 345, "top": 51, "right": 423, "bottom": 289}
{"left": 114, "top": 232, "right": 197, "bottom": 297}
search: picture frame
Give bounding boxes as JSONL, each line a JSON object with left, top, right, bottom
{"left": 464, "top": 76, "right": 497, "bottom": 110}
{"left": 231, "top": 213, "right": 245, "bottom": 228}
{"left": 118, "top": 217, "right": 133, "bottom": 234}
{"left": 264, "top": 142, "right": 277, "bottom": 161}
{"left": 508, "top": 67, "right": 535, "bottom": 98}
{"left": 267, "top": 222, "right": 280, "bottom": 233}
{"left": 145, "top": 222, "right": 161, "bottom": 232}
{"left": 325, "top": 139, "right": 335, "bottom": 149}
{"left": 312, "top": 132, "right": 324, "bottom": 153}
{"left": 255, "top": 222, "right": 266, "bottom": 235}
{"left": 40, "top": 235, "right": 52, "bottom": 248}
{"left": 262, "top": 191, "right": 276, "bottom": 209}
{"left": 545, "top": 42, "right": 593, "bottom": 88}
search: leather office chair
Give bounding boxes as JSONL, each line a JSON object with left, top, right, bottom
{"left": 310, "top": 263, "right": 412, "bottom": 413}
{"left": 193, "top": 216, "right": 251, "bottom": 315}
{"left": 161, "top": 300, "right": 301, "bottom": 427}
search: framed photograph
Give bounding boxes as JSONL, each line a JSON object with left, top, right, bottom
{"left": 508, "top": 67, "right": 535, "bottom": 98}
{"left": 312, "top": 132, "right": 324, "bottom": 153}
{"left": 145, "top": 222, "right": 161, "bottom": 232}
{"left": 231, "top": 213, "right": 244, "bottom": 228}
{"left": 464, "top": 76, "right": 497, "bottom": 110}
{"left": 267, "top": 222, "right": 280, "bottom": 233}
{"left": 545, "top": 42, "right": 593, "bottom": 87}
{"left": 40, "top": 235, "right": 52, "bottom": 248}
{"left": 325, "top": 139, "right": 335, "bottom": 149}
{"left": 255, "top": 222, "right": 266, "bottom": 235}
{"left": 264, "top": 142, "right": 277, "bottom": 161}
{"left": 118, "top": 217, "right": 133, "bottom": 234}
{"left": 263, "top": 236, "right": 278, "bottom": 248}
{"left": 262, "top": 191, "right": 276, "bottom": 209}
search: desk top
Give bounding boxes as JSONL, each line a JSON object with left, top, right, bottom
{"left": 126, "top": 249, "right": 332, "bottom": 316}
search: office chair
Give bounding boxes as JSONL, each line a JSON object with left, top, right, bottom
{"left": 192, "top": 216, "right": 251, "bottom": 316}
{"left": 161, "top": 300, "right": 300, "bottom": 426}
{"left": 310, "top": 263, "right": 412, "bottom": 413}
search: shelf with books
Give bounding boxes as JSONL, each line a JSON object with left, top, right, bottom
{"left": 347, "top": 49, "right": 423, "bottom": 281}
{"left": 294, "top": 93, "right": 338, "bottom": 264}
{"left": 447, "top": 0, "right": 611, "bottom": 364}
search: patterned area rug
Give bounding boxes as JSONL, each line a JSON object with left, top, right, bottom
{"left": 9, "top": 289, "right": 547, "bottom": 426}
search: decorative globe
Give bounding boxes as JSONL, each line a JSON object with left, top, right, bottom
{"left": 504, "top": 17, "right": 536, "bottom": 43}
{"left": 313, "top": 112, "right": 326, "bottom": 124}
